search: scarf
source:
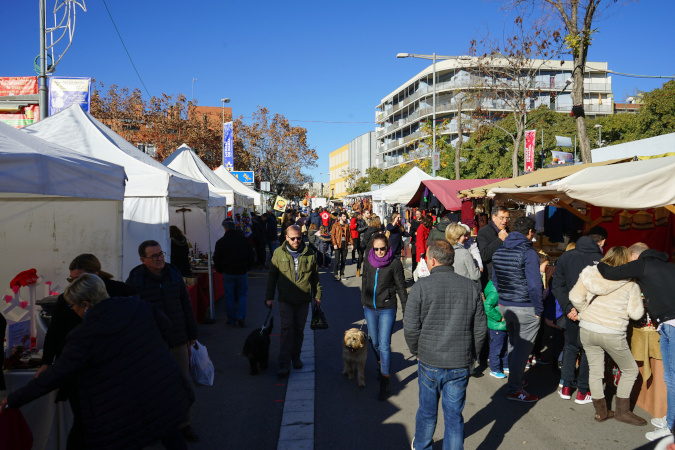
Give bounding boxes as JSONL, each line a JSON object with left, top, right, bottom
{"left": 368, "top": 246, "right": 394, "bottom": 269}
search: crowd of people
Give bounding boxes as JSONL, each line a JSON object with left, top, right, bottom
{"left": 1, "top": 203, "right": 673, "bottom": 450}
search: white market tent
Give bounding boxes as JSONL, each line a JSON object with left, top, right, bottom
{"left": 592, "top": 132, "right": 675, "bottom": 162}
{"left": 214, "top": 165, "right": 261, "bottom": 209}
{"left": 371, "top": 167, "right": 447, "bottom": 203}
{"left": 0, "top": 121, "right": 127, "bottom": 294}
{"left": 163, "top": 144, "right": 248, "bottom": 252}
{"left": 488, "top": 156, "right": 675, "bottom": 211}
{"left": 23, "top": 105, "right": 209, "bottom": 278}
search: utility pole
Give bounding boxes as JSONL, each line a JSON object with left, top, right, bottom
{"left": 38, "top": 0, "right": 48, "bottom": 119}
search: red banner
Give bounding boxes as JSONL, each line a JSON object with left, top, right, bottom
{"left": 0, "top": 77, "right": 38, "bottom": 96}
{"left": 524, "top": 130, "right": 536, "bottom": 172}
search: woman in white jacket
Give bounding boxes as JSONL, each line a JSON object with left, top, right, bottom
{"left": 445, "top": 222, "right": 480, "bottom": 282}
{"left": 569, "top": 246, "right": 645, "bottom": 426}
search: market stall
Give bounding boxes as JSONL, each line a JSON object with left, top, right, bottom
{"left": 487, "top": 156, "right": 675, "bottom": 418}
{"left": 23, "top": 105, "right": 210, "bottom": 279}
{"left": 0, "top": 121, "right": 126, "bottom": 450}
{"left": 407, "top": 178, "right": 507, "bottom": 211}
{"left": 213, "top": 165, "right": 261, "bottom": 210}
{"left": 366, "top": 167, "right": 445, "bottom": 219}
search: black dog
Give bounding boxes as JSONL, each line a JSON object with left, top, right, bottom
{"left": 242, "top": 317, "right": 273, "bottom": 375}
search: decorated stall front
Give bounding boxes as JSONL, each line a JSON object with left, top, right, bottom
{"left": 489, "top": 156, "right": 675, "bottom": 418}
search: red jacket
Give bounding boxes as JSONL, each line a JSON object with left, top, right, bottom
{"left": 415, "top": 224, "right": 430, "bottom": 262}
{"left": 320, "top": 211, "right": 330, "bottom": 227}
{"left": 350, "top": 217, "right": 359, "bottom": 239}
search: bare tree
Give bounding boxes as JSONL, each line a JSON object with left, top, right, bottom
{"left": 469, "top": 17, "right": 562, "bottom": 177}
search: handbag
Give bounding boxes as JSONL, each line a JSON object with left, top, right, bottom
{"left": 310, "top": 303, "right": 329, "bottom": 330}
{"left": 189, "top": 340, "right": 215, "bottom": 386}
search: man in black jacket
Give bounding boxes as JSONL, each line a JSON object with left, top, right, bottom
{"left": 250, "top": 212, "right": 268, "bottom": 269}
{"left": 213, "top": 220, "right": 254, "bottom": 327}
{"left": 404, "top": 240, "right": 486, "bottom": 450}
{"left": 126, "top": 240, "right": 199, "bottom": 442}
{"left": 551, "top": 226, "right": 607, "bottom": 406}
{"left": 597, "top": 243, "right": 675, "bottom": 441}
{"left": 477, "top": 206, "right": 510, "bottom": 289}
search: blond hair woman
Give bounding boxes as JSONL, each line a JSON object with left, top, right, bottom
{"left": 445, "top": 222, "right": 480, "bottom": 282}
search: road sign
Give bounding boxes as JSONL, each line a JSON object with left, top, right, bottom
{"left": 231, "top": 171, "right": 255, "bottom": 185}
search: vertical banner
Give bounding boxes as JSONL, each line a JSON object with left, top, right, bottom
{"left": 432, "top": 152, "right": 440, "bottom": 171}
{"left": 48, "top": 77, "right": 91, "bottom": 115}
{"left": 524, "top": 130, "right": 536, "bottom": 172}
{"left": 223, "top": 121, "right": 234, "bottom": 171}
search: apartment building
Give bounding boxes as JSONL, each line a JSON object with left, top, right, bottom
{"left": 375, "top": 57, "right": 614, "bottom": 169}
{"left": 329, "top": 144, "right": 349, "bottom": 199}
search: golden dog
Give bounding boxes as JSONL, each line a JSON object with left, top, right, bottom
{"left": 342, "top": 328, "right": 367, "bottom": 387}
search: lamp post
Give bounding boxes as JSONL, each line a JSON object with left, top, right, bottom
{"left": 319, "top": 172, "right": 324, "bottom": 197}
{"left": 221, "top": 98, "right": 230, "bottom": 123}
{"left": 595, "top": 124, "right": 603, "bottom": 147}
{"left": 396, "top": 53, "right": 470, "bottom": 176}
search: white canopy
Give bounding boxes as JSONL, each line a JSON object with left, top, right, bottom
{"left": 0, "top": 121, "right": 126, "bottom": 294}
{"left": 163, "top": 144, "right": 248, "bottom": 207}
{"left": 214, "top": 165, "right": 261, "bottom": 207}
{"left": 592, "top": 132, "right": 675, "bottom": 162}
{"left": 370, "top": 167, "right": 447, "bottom": 204}
{"left": 489, "top": 156, "right": 675, "bottom": 210}
{"left": 0, "top": 121, "right": 126, "bottom": 200}
{"left": 24, "top": 105, "right": 210, "bottom": 278}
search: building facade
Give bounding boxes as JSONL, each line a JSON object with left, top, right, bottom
{"left": 329, "top": 144, "right": 349, "bottom": 198}
{"left": 348, "top": 131, "right": 377, "bottom": 180}
{"left": 375, "top": 57, "right": 614, "bottom": 169}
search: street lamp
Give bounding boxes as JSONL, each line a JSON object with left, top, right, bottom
{"left": 319, "top": 172, "right": 324, "bottom": 197}
{"left": 396, "top": 53, "right": 470, "bottom": 176}
{"left": 221, "top": 98, "right": 230, "bottom": 123}
{"left": 594, "top": 124, "right": 603, "bottom": 147}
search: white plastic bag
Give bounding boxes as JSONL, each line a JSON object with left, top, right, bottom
{"left": 189, "top": 340, "right": 214, "bottom": 386}
{"left": 414, "top": 259, "right": 431, "bottom": 281}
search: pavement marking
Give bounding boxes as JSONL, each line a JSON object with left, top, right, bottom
{"left": 277, "top": 314, "right": 314, "bottom": 450}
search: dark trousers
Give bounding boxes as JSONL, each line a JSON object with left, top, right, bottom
{"left": 278, "top": 301, "right": 310, "bottom": 368}
{"left": 561, "top": 317, "right": 590, "bottom": 391}
{"left": 488, "top": 329, "right": 509, "bottom": 373}
{"left": 354, "top": 239, "right": 365, "bottom": 271}
{"left": 352, "top": 237, "right": 358, "bottom": 262}
{"left": 160, "top": 427, "right": 188, "bottom": 450}
{"left": 67, "top": 393, "right": 84, "bottom": 450}
{"left": 333, "top": 245, "right": 348, "bottom": 277}
{"left": 255, "top": 245, "right": 266, "bottom": 266}
{"left": 411, "top": 244, "right": 418, "bottom": 274}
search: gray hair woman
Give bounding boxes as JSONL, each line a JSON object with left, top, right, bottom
{"left": 1, "top": 273, "right": 193, "bottom": 450}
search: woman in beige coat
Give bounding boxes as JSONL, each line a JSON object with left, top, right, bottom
{"left": 570, "top": 246, "right": 645, "bottom": 425}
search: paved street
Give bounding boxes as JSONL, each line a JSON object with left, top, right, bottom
{"left": 180, "top": 256, "right": 661, "bottom": 450}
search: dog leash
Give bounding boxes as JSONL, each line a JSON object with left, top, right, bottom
{"left": 259, "top": 307, "right": 272, "bottom": 336}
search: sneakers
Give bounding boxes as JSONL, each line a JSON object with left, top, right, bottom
{"left": 489, "top": 371, "right": 507, "bottom": 379}
{"left": 237, "top": 319, "right": 245, "bottom": 328}
{"left": 575, "top": 391, "right": 593, "bottom": 405}
{"left": 558, "top": 386, "right": 574, "bottom": 400}
{"left": 645, "top": 427, "right": 672, "bottom": 441}
{"left": 506, "top": 389, "right": 538, "bottom": 403}
{"left": 503, "top": 368, "right": 510, "bottom": 375}
{"left": 652, "top": 416, "right": 668, "bottom": 429}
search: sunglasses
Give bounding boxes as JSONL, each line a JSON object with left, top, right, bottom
{"left": 287, "top": 236, "right": 302, "bottom": 241}
{"left": 373, "top": 246, "right": 387, "bottom": 252}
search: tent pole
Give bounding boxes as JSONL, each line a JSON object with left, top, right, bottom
{"left": 204, "top": 205, "right": 216, "bottom": 324}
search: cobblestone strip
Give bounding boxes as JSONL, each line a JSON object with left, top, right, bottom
{"left": 277, "top": 315, "right": 314, "bottom": 450}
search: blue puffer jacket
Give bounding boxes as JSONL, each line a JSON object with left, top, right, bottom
{"left": 126, "top": 264, "right": 198, "bottom": 348}
{"left": 492, "top": 231, "right": 543, "bottom": 316}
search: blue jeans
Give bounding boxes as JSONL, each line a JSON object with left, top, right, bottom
{"left": 363, "top": 307, "right": 396, "bottom": 376}
{"left": 414, "top": 362, "right": 470, "bottom": 450}
{"left": 488, "top": 329, "right": 509, "bottom": 373}
{"left": 223, "top": 273, "right": 248, "bottom": 324}
{"left": 661, "top": 324, "right": 675, "bottom": 430}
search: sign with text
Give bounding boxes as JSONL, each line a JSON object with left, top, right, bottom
{"left": 222, "top": 121, "right": 234, "bottom": 170}
{"left": 524, "top": 130, "right": 536, "bottom": 172}
{"left": 0, "top": 77, "right": 38, "bottom": 96}
{"left": 273, "top": 196, "right": 288, "bottom": 212}
{"left": 231, "top": 171, "right": 255, "bottom": 185}
{"left": 48, "top": 77, "right": 91, "bottom": 115}
{"left": 432, "top": 152, "right": 440, "bottom": 171}
{"left": 552, "top": 151, "right": 573, "bottom": 164}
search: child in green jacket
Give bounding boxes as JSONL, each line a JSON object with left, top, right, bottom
{"left": 484, "top": 280, "right": 509, "bottom": 379}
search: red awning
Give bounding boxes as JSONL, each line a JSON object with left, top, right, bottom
{"left": 407, "top": 179, "right": 507, "bottom": 211}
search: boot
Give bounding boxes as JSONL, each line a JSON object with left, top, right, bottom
{"left": 614, "top": 397, "right": 647, "bottom": 426}
{"left": 592, "top": 398, "right": 614, "bottom": 422}
{"left": 378, "top": 375, "right": 390, "bottom": 401}
{"left": 357, "top": 269, "right": 361, "bottom": 277}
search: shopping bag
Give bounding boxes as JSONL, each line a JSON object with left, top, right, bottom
{"left": 189, "top": 340, "right": 214, "bottom": 386}
{"left": 417, "top": 259, "right": 431, "bottom": 278}
{"left": 310, "top": 303, "right": 329, "bottom": 330}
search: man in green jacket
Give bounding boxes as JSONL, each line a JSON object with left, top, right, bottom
{"left": 266, "top": 225, "right": 322, "bottom": 378}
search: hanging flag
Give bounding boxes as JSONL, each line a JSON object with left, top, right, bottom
{"left": 48, "top": 77, "right": 91, "bottom": 115}
{"left": 223, "top": 121, "right": 234, "bottom": 171}
{"left": 524, "top": 130, "right": 536, "bottom": 172}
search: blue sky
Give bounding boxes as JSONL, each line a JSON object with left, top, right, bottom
{"left": 4, "top": 1, "right": 675, "bottom": 184}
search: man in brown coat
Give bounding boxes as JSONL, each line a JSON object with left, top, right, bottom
{"left": 331, "top": 211, "right": 352, "bottom": 281}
